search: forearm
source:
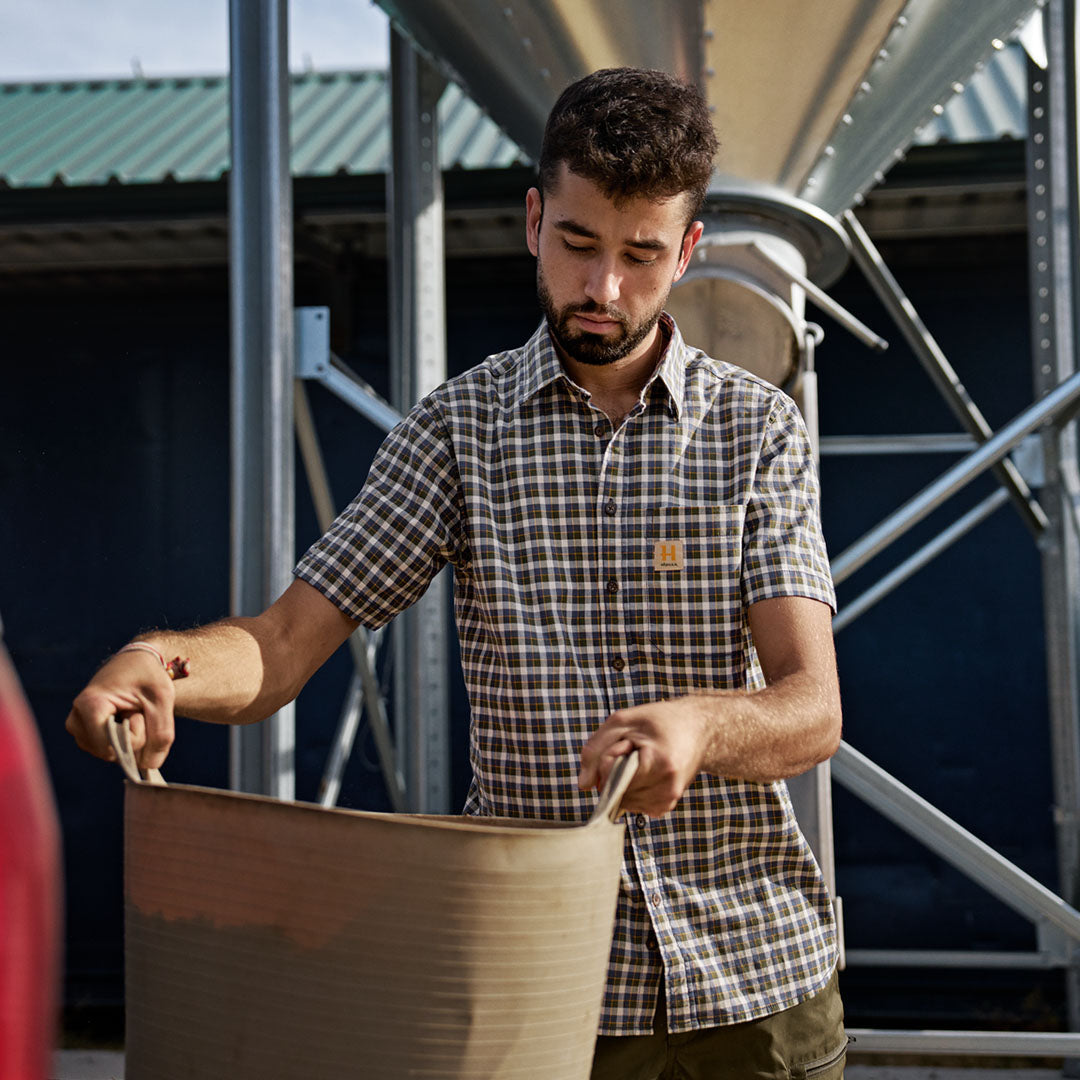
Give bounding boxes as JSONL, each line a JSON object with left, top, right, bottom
{"left": 688, "top": 669, "right": 842, "bottom": 783}
{"left": 132, "top": 617, "right": 300, "bottom": 725}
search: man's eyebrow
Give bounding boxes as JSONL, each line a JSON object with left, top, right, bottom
{"left": 553, "top": 217, "right": 668, "bottom": 252}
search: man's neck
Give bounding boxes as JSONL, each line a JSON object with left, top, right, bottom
{"left": 557, "top": 323, "right": 666, "bottom": 418}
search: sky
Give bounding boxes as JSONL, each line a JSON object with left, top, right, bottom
{"left": 0, "top": 0, "right": 390, "bottom": 83}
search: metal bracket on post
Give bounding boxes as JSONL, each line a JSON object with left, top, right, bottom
{"left": 295, "top": 307, "right": 403, "bottom": 434}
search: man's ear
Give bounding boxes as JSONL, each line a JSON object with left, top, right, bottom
{"left": 525, "top": 187, "right": 543, "bottom": 256}
{"left": 673, "top": 220, "right": 704, "bottom": 283}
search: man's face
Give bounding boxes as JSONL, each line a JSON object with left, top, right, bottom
{"left": 525, "top": 163, "right": 702, "bottom": 367}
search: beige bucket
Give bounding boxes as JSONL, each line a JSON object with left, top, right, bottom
{"left": 108, "top": 720, "right": 636, "bottom": 1080}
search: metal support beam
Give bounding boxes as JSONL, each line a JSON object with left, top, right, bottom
{"left": 786, "top": 325, "right": 842, "bottom": 961}
{"left": 845, "top": 1028, "right": 1080, "bottom": 1055}
{"left": 389, "top": 27, "right": 451, "bottom": 813}
{"left": 1028, "top": 2, "right": 1080, "bottom": 1057}
{"left": 227, "top": 0, "right": 294, "bottom": 797}
{"left": 820, "top": 433, "right": 978, "bottom": 455}
{"left": 846, "top": 948, "right": 1068, "bottom": 969}
{"left": 831, "top": 367, "right": 1080, "bottom": 586}
{"left": 833, "top": 487, "right": 1009, "bottom": 633}
{"left": 844, "top": 208, "right": 1048, "bottom": 538}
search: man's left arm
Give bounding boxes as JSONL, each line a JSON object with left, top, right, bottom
{"left": 578, "top": 594, "right": 841, "bottom": 816}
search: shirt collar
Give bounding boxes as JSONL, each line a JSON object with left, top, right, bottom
{"left": 512, "top": 311, "right": 689, "bottom": 419}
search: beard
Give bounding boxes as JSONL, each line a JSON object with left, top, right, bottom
{"left": 537, "top": 258, "right": 668, "bottom": 367}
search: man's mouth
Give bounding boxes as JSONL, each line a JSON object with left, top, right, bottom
{"left": 571, "top": 311, "right": 622, "bottom": 333}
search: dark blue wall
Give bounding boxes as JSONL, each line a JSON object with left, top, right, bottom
{"left": 0, "top": 229, "right": 1062, "bottom": 1032}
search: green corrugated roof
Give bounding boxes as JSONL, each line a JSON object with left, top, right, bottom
{"left": 0, "top": 69, "right": 528, "bottom": 189}
{"left": 0, "top": 47, "right": 1027, "bottom": 192}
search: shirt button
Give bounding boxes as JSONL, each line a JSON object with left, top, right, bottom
{"left": 605, "top": 578, "right": 619, "bottom": 594}
{"left": 594, "top": 423, "right": 607, "bottom": 437}
{"left": 647, "top": 934, "right": 659, "bottom": 952}
{"left": 636, "top": 814, "right": 648, "bottom": 828}
{"left": 651, "top": 892, "right": 662, "bottom": 908}
{"left": 611, "top": 657, "right": 625, "bottom": 671}
{"left": 604, "top": 499, "right": 617, "bottom": 516}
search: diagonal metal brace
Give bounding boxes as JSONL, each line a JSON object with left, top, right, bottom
{"left": 833, "top": 740, "right": 1080, "bottom": 944}
{"left": 843, "top": 208, "right": 1048, "bottom": 537}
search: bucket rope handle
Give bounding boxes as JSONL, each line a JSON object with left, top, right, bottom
{"left": 588, "top": 750, "right": 639, "bottom": 825}
{"left": 105, "top": 716, "right": 167, "bottom": 787}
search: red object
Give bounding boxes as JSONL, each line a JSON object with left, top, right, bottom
{"left": 0, "top": 639, "right": 62, "bottom": 1080}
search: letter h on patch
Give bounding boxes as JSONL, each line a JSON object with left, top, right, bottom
{"left": 653, "top": 540, "right": 685, "bottom": 571}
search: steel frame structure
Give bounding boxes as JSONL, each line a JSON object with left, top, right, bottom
{"left": 226, "top": 0, "right": 1080, "bottom": 1061}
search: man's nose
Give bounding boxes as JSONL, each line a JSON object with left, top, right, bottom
{"left": 584, "top": 260, "right": 621, "bottom": 306}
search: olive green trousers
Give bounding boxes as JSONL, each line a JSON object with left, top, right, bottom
{"left": 590, "top": 969, "right": 846, "bottom": 1080}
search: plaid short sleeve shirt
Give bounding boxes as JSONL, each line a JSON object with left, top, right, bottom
{"left": 295, "top": 314, "right": 839, "bottom": 1036}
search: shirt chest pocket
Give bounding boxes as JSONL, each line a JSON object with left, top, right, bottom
{"left": 643, "top": 504, "right": 747, "bottom": 674}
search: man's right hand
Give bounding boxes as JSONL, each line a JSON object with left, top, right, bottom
{"left": 66, "top": 649, "right": 176, "bottom": 771}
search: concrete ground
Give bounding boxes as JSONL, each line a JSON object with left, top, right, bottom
{"left": 51, "top": 1052, "right": 1067, "bottom": 1079}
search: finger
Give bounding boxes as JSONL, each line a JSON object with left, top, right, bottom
{"left": 579, "top": 736, "right": 635, "bottom": 791}
{"left": 579, "top": 714, "right": 633, "bottom": 785}
{"left": 137, "top": 698, "right": 174, "bottom": 771}
{"left": 66, "top": 691, "right": 130, "bottom": 762}
{"left": 65, "top": 706, "right": 116, "bottom": 762}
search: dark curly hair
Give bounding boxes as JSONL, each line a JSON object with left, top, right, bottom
{"left": 538, "top": 67, "right": 719, "bottom": 221}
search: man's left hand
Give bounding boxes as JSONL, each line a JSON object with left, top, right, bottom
{"left": 578, "top": 698, "right": 711, "bottom": 816}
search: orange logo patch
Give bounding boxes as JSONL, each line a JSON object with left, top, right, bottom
{"left": 653, "top": 540, "right": 685, "bottom": 571}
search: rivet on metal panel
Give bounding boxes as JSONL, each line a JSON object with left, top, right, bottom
{"left": 896, "top": 15, "right": 907, "bottom": 27}
{"left": 877, "top": 48, "right": 889, "bottom": 61}
{"left": 992, "top": 38, "right": 1005, "bottom": 50}
{"left": 522, "top": 36, "right": 532, "bottom": 50}
{"left": 932, "top": 103, "right": 945, "bottom": 116}
{"left": 705, "top": 68, "right": 715, "bottom": 78}
{"left": 1034, "top": 106, "right": 1045, "bottom": 119}
{"left": 952, "top": 82, "right": 965, "bottom": 94}
{"left": 823, "top": 145, "right": 835, "bottom": 158}
{"left": 842, "top": 114, "right": 852, "bottom": 126}
{"left": 859, "top": 81, "right": 871, "bottom": 95}
{"left": 704, "top": 29, "right": 714, "bottom": 40}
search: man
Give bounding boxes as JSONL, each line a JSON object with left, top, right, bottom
{"left": 68, "top": 67, "right": 846, "bottom": 1078}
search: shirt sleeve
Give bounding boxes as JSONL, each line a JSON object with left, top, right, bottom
{"left": 741, "top": 394, "right": 836, "bottom": 612}
{"left": 293, "top": 397, "right": 465, "bottom": 628}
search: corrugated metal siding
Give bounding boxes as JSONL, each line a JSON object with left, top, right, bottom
{"left": 0, "top": 70, "right": 528, "bottom": 188}
{"left": 913, "top": 42, "right": 1027, "bottom": 145}
{"left": 0, "top": 45, "right": 1028, "bottom": 190}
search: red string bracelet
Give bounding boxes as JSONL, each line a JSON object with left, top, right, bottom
{"left": 116, "top": 642, "right": 191, "bottom": 680}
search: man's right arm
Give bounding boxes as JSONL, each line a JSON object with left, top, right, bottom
{"left": 66, "top": 579, "right": 359, "bottom": 770}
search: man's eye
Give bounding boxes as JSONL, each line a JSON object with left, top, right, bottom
{"left": 562, "top": 240, "right": 592, "bottom": 255}
{"left": 626, "top": 254, "right": 657, "bottom": 266}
